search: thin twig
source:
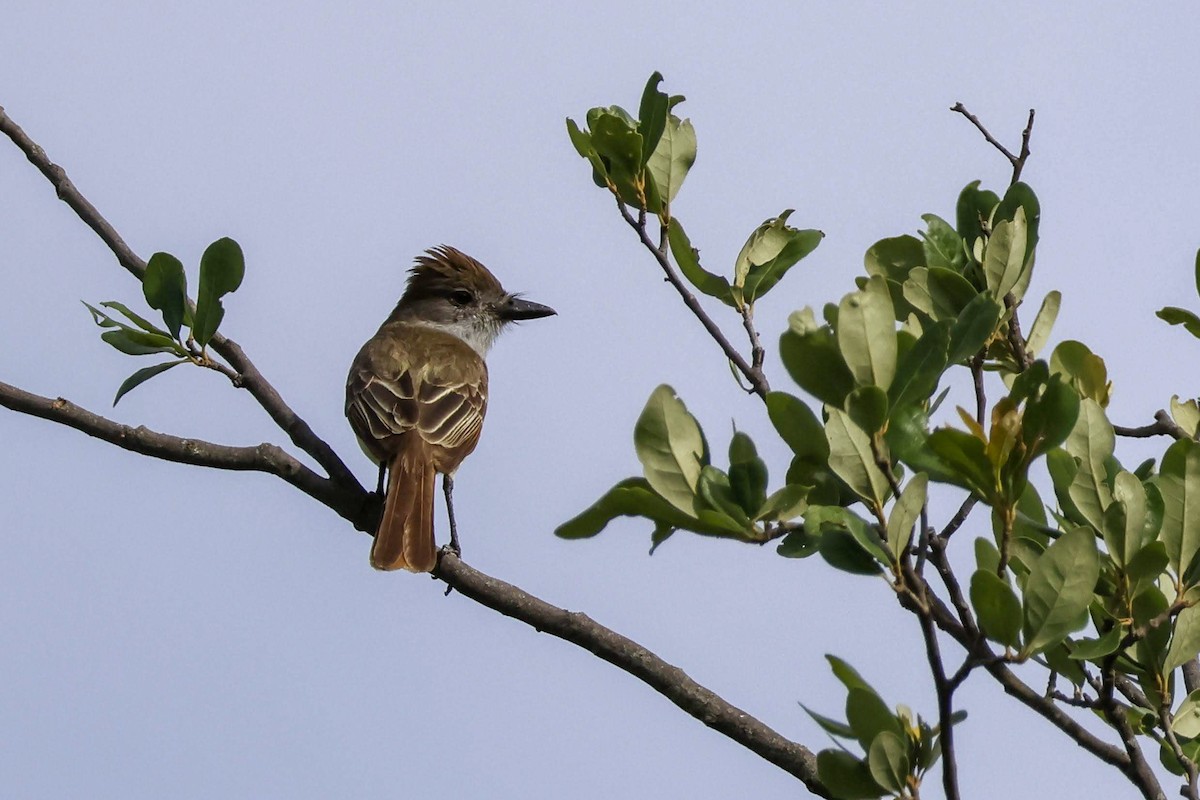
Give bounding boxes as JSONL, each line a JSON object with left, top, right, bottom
{"left": 614, "top": 199, "right": 770, "bottom": 399}
{"left": 1004, "top": 293, "right": 1033, "bottom": 370}
{"left": 916, "top": 609, "right": 961, "bottom": 800}
{"left": 0, "top": 105, "right": 363, "bottom": 493}
{"left": 950, "top": 103, "right": 1036, "bottom": 186}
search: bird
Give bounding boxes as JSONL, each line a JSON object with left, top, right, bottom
{"left": 345, "top": 246, "right": 555, "bottom": 571}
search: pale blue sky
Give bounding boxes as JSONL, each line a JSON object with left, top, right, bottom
{"left": 3, "top": 3, "right": 1199, "bottom": 798}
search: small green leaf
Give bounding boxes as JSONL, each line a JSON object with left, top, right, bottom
{"left": 734, "top": 212, "right": 823, "bottom": 304}
{"left": 800, "top": 704, "right": 856, "bottom": 739}
{"left": 766, "top": 391, "right": 829, "bottom": 461}
{"left": 100, "top": 300, "right": 169, "bottom": 336}
{"left": 1069, "top": 625, "right": 1124, "bottom": 661}
{"left": 636, "top": 71, "right": 668, "bottom": 166}
{"left": 867, "top": 732, "right": 910, "bottom": 795}
{"left": 667, "top": 221, "right": 733, "bottom": 305}
{"left": 633, "top": 385, "right": 706, "bottom": 516}
{"left": 555, "top": 477, "right": 741, "bottom": 540}
{"left": 112, "top": 359, "right": 187, "bottom": 406}
{"left": 646, "top": 113, "right": 696, "bottom": 209}
{"left": 845, "top": 687, "right": 902, "bottom": 752}
{"left": 844, "top": 386, "right": 889, "bottom": 435}
{"left": 727, "top": 431, "right": 768, "bottom": 516}
{"left": 1173, "top": 690, "right": 1200, "bottom": 739}
{"left": 956, "top": 180, "right": 1000, "bottom": 251}
{"left": 982, "top": 207, "right": 1028, "bottom": 300}
{"left": 886, "top": 473, "right": 926, "bottom": 564}
{"left": 970, "top": 569, "right": 1022, "bottom": 648}
{"left": 902, "top": 266, "right": 976, "bottom": 322}
{"left": 817, "top": 523, "right": 884, "bottom": 575}
{"left": 1026, "top": 290, "right": 1061, "bottom": 357}
{"left": 1050, "top": 341, "right": 1110, "bottom": 407}
{"left": 827, "top": 654, "right": 878, "bottom": 694}
{"left": 697, "top": 465, "right": 752, "bottom": 529}
{"left": 1171, "top": 396, "right": 1200, "bottom": 439}
{"left": 887, "top": 319, "right": 950, "bottom": 412}
{"left": 1158, "top": 306, "right": 1200, "bottom": 339}
{"left": 837, "top": 275, "right": 897, "bottom": 390}
{"left": 192, "top": 237, "right": 245, "bottom": 347}
{"left": 825, "top": 408, "right": 889, "bottom": 508}
{"left": 1064, "top": 398, "right": 1115, "bottom": 532}
{"left": 756, "top": 484, "right": 809, "bottom": 522}
{"left": 919, "top": 213, "right": 965, "bottom": 272}
{"left": 816, "top": 750, "right": 885, "bottom": 800}
{"left": 926, "top": 427, "right": 993, "bottom": 497}
{"left": 100, "top": 328, "right": 184, "bottom": 357}
{"left": 1157, "top": 438, "right": 1200, "bottom": 580}
{"left": 143, "top": 252, "right": 188, "bottom": 339}
{"left": 946, "top": 293, "right": 1002, "bottom": 365}
{"left": 780, "top": 311, "right": 856, "bottom": 407}
{"left": 1021, "top": 527, "right": 1101, "bottom": 657}
{"left": 1165, "top": 604, "right": 1200, "bottom": 675}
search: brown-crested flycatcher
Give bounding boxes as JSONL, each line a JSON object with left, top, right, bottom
{"left": 345, "top": 246, "right": 555, "bottom": 571}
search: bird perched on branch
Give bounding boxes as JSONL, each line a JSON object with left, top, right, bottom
{"left": 345, "top": 246, "right": 555, "bottom": 571}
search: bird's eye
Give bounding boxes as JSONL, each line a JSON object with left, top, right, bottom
{"left": 450, "top": 289, "right": 474, "bottom": 306}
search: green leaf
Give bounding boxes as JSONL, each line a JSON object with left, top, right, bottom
{"left": 112, "top": 359, "right": 188, "bottom": 406}
{"left": 902, "top": 266, "right": 977, "bottom": 322}
{"left": 1173, "top": 690, "right": 1200, "bottom": 739}
{"left": 926, "top": 428, "right": 993, "bottom": 497}
{"left": 919, "top": 213, "right": 965, "bottom": 272}
{"left": 637, "top": 72, "right": 668, "bottom": 166}
{"left": 845, "top": 687, "right": 902, "bottom": 752}
{"left": 1021, "top": 527, "right": 1101, "bottom": 657}
{"left": 1157, "top": 438, "right": 1200, "bottom": 579}
{"left": 956, "top": 180, "right": 1000, "bottom": 250}
{"left": 100, "top": 300, "right": 168, "bottom": 336}
{"left": 1171, "top": 396, "right": 1200, "bottom": 439}
{"left": 696, "top": 466, "right": 752, "bottom": 531}
{"left": 800, "top": 704, "right": 856, "bottom": 739}
{"left": 666, "top": 221, "right": 733, "bottom": 305}
{"left": 646, "top": 113, "right": 696, "bottom": 209}
{"left": 837, "top": 275, "right": 897, "bottom": 390}
{"left": 946, "top": 293, "right": 1002, "bottom": 366}
{"left": 1050, "top": 341, "right": 1111, "bottom": 407}
{"left": 813, "top": 513, "right": 884, "bottom": 576}
{"left": 727, "top": 431, "right": 768, "bottom": 517}
{"left": 888, "top": 319, "right": 949, "bottom": 412}
{"left": 633, "top": 385, "right": 706, "bottom": 517}
{"left": 995, "top": 182, "right": 1041, "bottom": 270}
{"left": 1104, "top": 471, "right": 1153, "bottom": 568}
{"left": 1026, "top": 291, "right": 1061, "bottom": 357}
{"left": 1157, "top": 306, "right": 1200, "bottom": 339}
{"left": 970, "top": 569, "right": 1022, "bottom": 648}
{"left": 192, "top": 237, "right": 245, "bottom": 347}
{"left": 1021, "top": 375, "right": 1081, "bottom": 460}
{"left": 825, "top": 408, "right": 888, "bottom": 508}
{"left": 816, "top": 750, "right": 885, "bottom": 800}
{"left": 555, "top": 477, "right": 741, "bottom": 540}
{"left": 1069, "top": 625, "right": 1124, "bottom": 661}
{"left": 1165, "top": 604, "right": 1200, "bottom": 674}
{"left": 100, "top": 328, "right": 184, "bottom": 356}
{"left": 779, "top": 310, "right": 856, "bottom": 406}
{"left": 867, "top": 731, "right": 910, "bottom": 795}
{"left": 766, "top": 392, "right": 829, "bottom": 461}
{"left": 886, "top": 473, "right": 926, "bottom": 564}
{"left": 143, "top": 251, "right": 188, "bottom": 339}
{"left": 734, "top": 211, "right": 823, "bottom": 304}
{"left": 982, "top": 207, "right": 1028, "bottom": 299}
{"left": 565, "top": 117, "right": 607, "bottom": 185}
{"left": 756, "top": 484, "right": 809, "bottom": 523}
{"left": 1064, "top": 398, "right": 1115, "bottom": 532}
{"left": 845, "top": 386, "right": 889, "bottom": 435}
{"left": 827, "top": 654, "right": 878, "bottom": 694}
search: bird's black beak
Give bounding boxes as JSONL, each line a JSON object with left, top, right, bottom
{"left": 500, "top": 296, "right": 556, "bottom": 321}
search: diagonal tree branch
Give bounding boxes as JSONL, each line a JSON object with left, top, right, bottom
{"left": 0, "top": 104, "right": 363, "bottom": 494}
{"left": 0, "top": 379, "right": 372, "bottom": 528}
{"left": 434, "top": 552, "right": 828, "bottom": 796}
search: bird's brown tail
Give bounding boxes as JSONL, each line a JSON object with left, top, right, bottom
{"left": 371, "top": 437, "right": 437, "bottom": 572}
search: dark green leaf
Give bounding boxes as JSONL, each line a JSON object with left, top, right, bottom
{"left": 969, "top": 569, "right": 1022, "bottom": 648}
{"left": 1157, "top": 438, "right": 1200, "bottom": 579}
{"left": 756, "top": 484, "right": 809, "bottom": 523}
{"left": 112, "top": 359, "right": 187, "bottom": 406}
{"left": 555, "top": 477, "right": 741, "bottom": 540}
{"left": 920, "top": 213, "right": 965, "bottom": 271}
{"left": 888, "top": 319, "right": 950, "bottom": 412}
{"left": 780, "top": 312, "right": 856, "bottom": 407}
{"left": 1021, "top": 527, "right": 1101, "bottom": 657}
{"left": 637, "top": 71, "right": 668, "bottom": 166}
{"left": 101, "top": 300, "right": 168, "bottom": 336}
{"left": 926, "top": 428, "right": 993, "bottom": 497}
{"left": 143, "top": 251, "right": 188, "bottom": 339}
{"left": 1021, "top": 375, "right": 1080, "bottom": 460}
{"left": 1157, "top": 306, "right": 1200, "bottom": 339}
{"left": 816, "top": 750, "right": 885, "bottom": 800}
{"left": 845, "top": 386, "right": 889, "bottom": 435}
{"left": 845, "top": 687, "right": 902, "bottom": 752}
{"left": 667, "top": 221, "right": 733, "bottom": 305}
{"left": 1165, "top": 604, "right": 1200, "bottom": 674}
{"left": 192, "top": 237, "right": 245, "bottom": 347}
{"left": 1068, "top": 625, "right": 1123, "bottom": 661}
{"left": 946, "top": 293, "right": 1002, "bottom": 365}
{"left": 766, "top": 392, "right": 829, "bottom": 461}
{"left": 800, "top": 704, "right": 855, "bottom": 739}
{"left": 727, "top": 431, "right": 768, "bottom": 516}
{"left": 818, "top": 525, "right": 884, "bottom": 575}
{"left": 697, "top": 465, "right": 752, "bottom": 529}
{"left": 955, "top": 180, "right": 1000, "bottom": 249}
